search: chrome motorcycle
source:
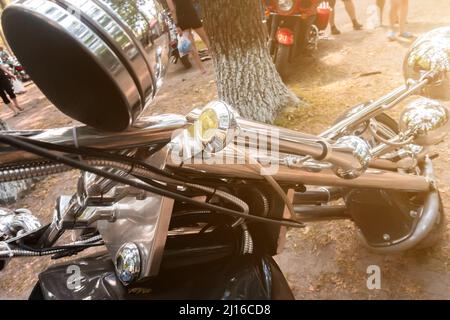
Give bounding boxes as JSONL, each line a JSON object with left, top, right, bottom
{"left": 0, "top": 0, "right": 449, "bottom": 300}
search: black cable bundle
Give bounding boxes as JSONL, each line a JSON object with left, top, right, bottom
{"left": 0, "top": 134, "right": 304, "bottom": 228}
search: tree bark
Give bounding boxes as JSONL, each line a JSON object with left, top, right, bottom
{"left": 200, "top": 0, "right": 300, "bottom": 123}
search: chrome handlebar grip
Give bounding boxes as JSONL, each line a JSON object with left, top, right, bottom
{"left": 230, "top": 117, "right": 372, "bottom": 179}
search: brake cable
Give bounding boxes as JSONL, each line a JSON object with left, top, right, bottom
{"left": 0, "top": 134, "right": 304, "bottom": 228}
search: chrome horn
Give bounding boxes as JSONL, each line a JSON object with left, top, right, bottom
{"left": 404, "top": 27, "right": 450, "bottom": 100}
{"left": 330, "top": 136, "right": 372, "bottom": 179}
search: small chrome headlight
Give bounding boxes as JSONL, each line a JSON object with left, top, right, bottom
{"left": 170, "top": 101, "right": 237, "bottom": 162}
{"left": 115, "top": 242, "right": 141, "bottom": 285}
{"left": 399, "top": 97, "right": 450, "bottom": 146}
{"left": 277, "top": 0, "right": 294, "bottom": 12}
{"left": 195, "top": 101, "right": 238, "bottom": 153}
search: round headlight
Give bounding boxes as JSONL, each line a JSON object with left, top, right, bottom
{"left": 278, "top": 0, "right": 294, "bottom": 12}
{"left": 195, "top": 101, "right": 238, "bottom": 153}
{"left": 403, "top": 27, "right": 450, "bottom": 100}
{"left": 198, "top": 108, "right": 220, "bottom": 142}
{"left": 399, "top": 97, "right": 450, "bottom": 146}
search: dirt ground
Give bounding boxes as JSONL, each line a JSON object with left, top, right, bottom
{"left": 0, "top": 0, "right": 449, "bottom": 299}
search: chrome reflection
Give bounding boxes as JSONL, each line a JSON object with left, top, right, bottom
{"left": 115, "top": 242, "right": 141, "bottom": 285}
{"left": 404, "top": 26, "right": 450, "bottom": 100}
{"left": 331, "top": 136, "right": 372, "bottom": 179}
{"left": 66, "top": 0, "right": 154, "bottom": 99}
{"left": 2, "top": 0, "right": 170, "bottom": 131}
{"left": 99, "top": 0, "right": 170, "bottom": 93}
{"left": 0, "top": 208, "right": 42, "bottom": 241}
{"left": 196, "top": 101, "right": 238, "bottom": 153}
{"left": 399, "top": 97, "right": 450, "bottom": 146}
{"left": 13, "top": 0, "right": 141, "bottom": 110}
{"left": 0, "top": 114, "right": 188, "bottom": 166}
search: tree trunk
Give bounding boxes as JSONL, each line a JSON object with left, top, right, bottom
{"left": 200, "top": 0, "right": 301, "bottom": 123}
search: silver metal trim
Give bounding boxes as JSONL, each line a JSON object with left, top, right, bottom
{"left": 0, "top": 208, "right": 42, "bottom": 241}
{"left": 319, "top": 79, "right": 429, "bottom": 140}
{"left": 188, "top": 109, "right": 373, "bottom": 179}
{"left": 115, "top": 242, "right": 141, "bottom": 285}
{"left": 0, "top": 114, "right": 187, "bottom": 165}
{"left": 8, "top": 0, "right": 141, "bottom": 119}
{"left": 168, "top": 159, "right": 431, "bottom": 192}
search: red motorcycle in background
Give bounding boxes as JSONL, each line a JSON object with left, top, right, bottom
{"left": 264, "top": 0, "right": 330, "bottom": 78}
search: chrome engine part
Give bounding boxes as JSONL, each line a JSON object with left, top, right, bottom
{"left": 0, "top": 208, "right": 42, "bottom": 241}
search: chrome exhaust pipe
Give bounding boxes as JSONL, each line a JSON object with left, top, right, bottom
{"left": 359, "top": 157, "right": 442, "bottom": 253}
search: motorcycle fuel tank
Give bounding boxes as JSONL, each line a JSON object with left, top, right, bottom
{"left": 2, "top": 0, "right": 170, "bottom": 132}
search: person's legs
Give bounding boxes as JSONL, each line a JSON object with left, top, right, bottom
{"left": 398, "top": 0, "right": 411, "bottom": 36}
{"left": 5, "top": 103, "right": 18, "bottom": 115}
{"left": 343, "top": 0, "right": 357, "bottom": 20}
{"left": 5, "top": 87, "right": 22, "bottom": 111}
{"left": 343, "top": 0, "right": 362, "bottom": 30}
{"left": 389, "top": 0, "right": 400, "bottom": 31}
{"left": 329, "top": 0, "right": 336, "bottom": 25}
{"left": 0, "top": 88, "right": 9, "bottom": 105}
{"left": 377, "top": 0, "right": 386, "bottom": 25}
{"left": 388, "top": 0, "right": 400, "bottom": 39}
{"left": 328, "top": 0, "right": 341, "bottom": 35}
{"left": 185, "top": 29, "right": 206, "bottom": 74}
{"left": 11, "top": 98, "right": 22, "bottom": 111}
{"left": 193, "top": 27, "right": 210, "bottom": 51}
{"left": 0, "top": 88, "right": 18, "bottom": 115}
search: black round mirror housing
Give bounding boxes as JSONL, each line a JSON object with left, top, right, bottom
{"left": 2, "top": 0, "right": 170, "bottom": 132}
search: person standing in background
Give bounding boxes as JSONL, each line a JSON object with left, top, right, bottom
{"left": 0, "top": 63, "right": 23, "bottom": 116}
{"left": 328, "top": 0, "right": 363, "bottom": 35}
{"left": 376, "top": 0, "right": 386, "bottom": 25}
{"left": 166, "top": 0, "right": 210, "bottom": 74}
{"left": 387, "top": 0, "right": 413, "bottom": 40}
